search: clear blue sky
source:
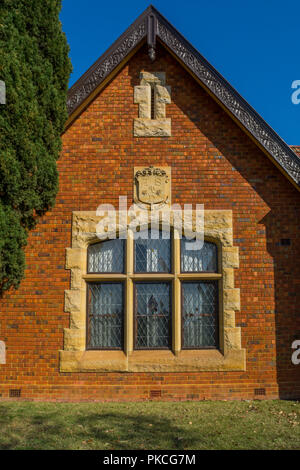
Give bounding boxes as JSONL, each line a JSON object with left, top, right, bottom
{"left": 60, "top": 0, "right": 300, "bottom": 144}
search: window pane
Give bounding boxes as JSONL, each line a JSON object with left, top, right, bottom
{"left": 135, "top": 282, "right": 171, "bottom": 348}
{"left": 182, "top": 282, "right": 218, "bottom": 348}
{"left": 181, "top": 238, "right": 217, "bottom": 272}
{"left": 135, "top": 229, "right": 171, "bottom": 273}
{"left": 87, "top": 283, "right": 123, "bottom": 349}
{"left": 88, "top": 239, "right": 124, "bottom": 273}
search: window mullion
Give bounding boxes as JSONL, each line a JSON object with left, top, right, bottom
{"left": 178, "top": 273, "right": 222, "bottom": 280}
{"left": 125, "top": 277, "right": 133, "bottom": 354}
{"left": 173, "top": 234, "right": 181, "bottom": 354}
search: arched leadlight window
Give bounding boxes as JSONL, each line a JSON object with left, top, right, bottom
{"left": 135, "top": 228, "right": 171, "bottom": 273}
{"left": 181, "top": 239, "right": 217, "bottom": 273}
{"left": 85, "top": 233, "right": 220, "bottom": 351}
{"left": 134, "top": 229, "right": 171, "bottom": 349}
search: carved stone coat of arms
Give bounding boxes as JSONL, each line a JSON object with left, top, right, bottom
{"left": 134, "top": 166, "right": 171, "bottom": 208}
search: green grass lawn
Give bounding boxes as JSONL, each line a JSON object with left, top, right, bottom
{"left": 0, "top": 400, "right": 299, "bottom": 450}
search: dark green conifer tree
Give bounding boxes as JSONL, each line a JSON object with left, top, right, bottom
{"left": 0, "top": 0, "right": 71, "bottom": 292}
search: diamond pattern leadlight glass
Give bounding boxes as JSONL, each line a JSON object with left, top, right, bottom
{"left": 135, "top": 229, "right": 171, "bottom": 273}
{"left": 87, "top": 283, "right": 123, "bottom": 348}
{"left": 181, "top": 238, "right": 217, "bottom": 272}
{"left": 88, "top": 239, "right": 124, "bottom": 273}
{"left": 182, "top": 282, "right": 218, "bottom": 348}
{"left": 135, "top": 283, "right": 171, "bottom": 348}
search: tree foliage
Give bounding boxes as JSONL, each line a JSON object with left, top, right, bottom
{"left": 0, "top": 0, "right": 71, "bottom": 292}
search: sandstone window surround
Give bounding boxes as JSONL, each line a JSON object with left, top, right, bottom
{"left": 0, "top": 340, "right": 5, "bottom": 365}
{"left": 60, "top": 209, "right": 245, "bottom": 372}
{"left": 134, "top": 72, "right": 171, "bottom": 137}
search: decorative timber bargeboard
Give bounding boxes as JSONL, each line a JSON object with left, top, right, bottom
{"left": 66, "top": 5, "right": 300, "bottom": 187}
{"left": 134, "top": 165, "right": 171, "bottom": 209}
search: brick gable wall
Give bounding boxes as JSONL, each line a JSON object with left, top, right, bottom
{"left": 0, "top": 43, "right": 299, "bottom": 401}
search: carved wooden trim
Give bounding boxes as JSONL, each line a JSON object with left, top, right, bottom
{"left": 67, "top": 22, "right": 147, "bottom": 115}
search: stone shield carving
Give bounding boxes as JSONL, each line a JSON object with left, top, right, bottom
{"left": 134, "top": 166, "right": 171, "bottom": 208}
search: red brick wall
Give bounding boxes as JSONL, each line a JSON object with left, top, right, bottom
{"left": 0, "top": 43, "right": 299, "bottom": 401}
